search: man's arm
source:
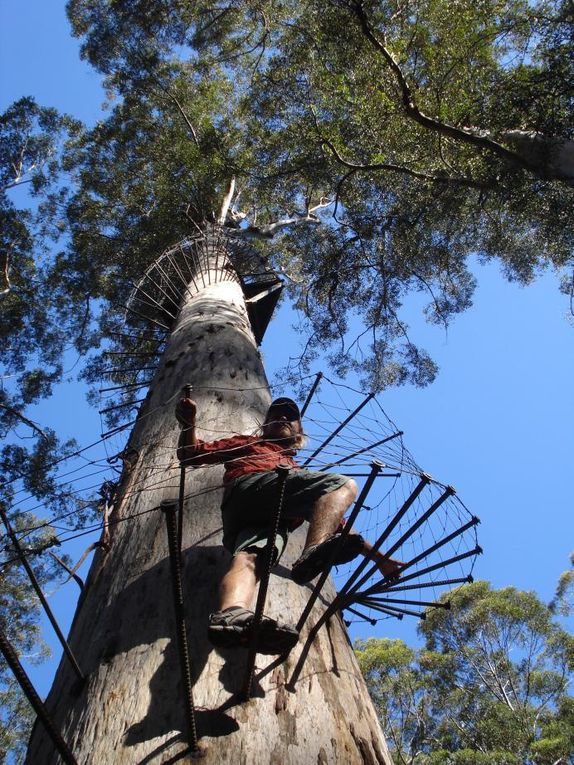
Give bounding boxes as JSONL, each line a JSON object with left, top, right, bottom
{"left": 175, "top": 398, "right": 251, "bottom": 465}
{"left": 176, "top": 397, "right": 198, "bottom": 463}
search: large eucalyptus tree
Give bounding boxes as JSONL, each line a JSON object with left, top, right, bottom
{"left": 0, "top": 0, "right": 571, "bottom": 760}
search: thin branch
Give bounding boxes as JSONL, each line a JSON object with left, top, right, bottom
{"left": 184, "top": 204, "right": 205, "bottom": 235}
{"left": 0, "top": 403, "right": 49, "bottom": 440}
{"left": 2, "top": 178, "right": 34, "bottom": 193}
{"left": 315, "top": 112, "right": 489, "bottom": 190}
{"left": 409, "top": 269, "right": 450, "bottom": 331}
{"left": 49, "top": 552, "right": 85, "bottom": 590}
{"left": 194, "top": 5, "right": 234, "bottom": 38}
{"left": 127, "top": 48, "right": 200, "bottom": 147}
{"left": 249, "top": 9, "right": 270, "bottom": 81}
{"left": 164, "top": 90, "right": 200, "bottom": 147}
{"left": 1, "top": 244, "right": 13, "bottom": 296}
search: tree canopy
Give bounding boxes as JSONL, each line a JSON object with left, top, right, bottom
{"left": 0, "top": 97, "right": 84, "bottom": 499}
{"left": 60, "top": 0, "right": 573, "bottom": 387}
{"left": 356, "top": 581, "right": 574, "bottom": 764}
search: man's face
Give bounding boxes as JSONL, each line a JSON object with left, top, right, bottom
{"left": 262, "top": 406, "right": 301, "bottom": 441}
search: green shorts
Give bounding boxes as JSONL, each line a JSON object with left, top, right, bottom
{"left": 221, "top": 468, "right": 350, "bottom": 562}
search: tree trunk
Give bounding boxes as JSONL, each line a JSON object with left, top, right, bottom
{"left": 26, "top": 232, "right": 392, "bottom": 765}
{"left": 502, "top": 130, "right": 574, "bottom": 186}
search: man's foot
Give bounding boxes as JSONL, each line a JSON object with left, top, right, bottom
{"left": 291, "top": 533, "right": 365, "bottom": 584}
{"left": 376, "top": 555, "right": 406, "bottom": 579}
{"left": 256, "top": 618, "right": 299, "bottom": 655}
{"left": 208, "top": 607, "right": 299, "bottom": 655}
{"left": 208, "top": 607, "right": 253, "bottom": 649}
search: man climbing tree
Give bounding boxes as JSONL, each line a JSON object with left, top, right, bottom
{"left": 14, "top": 0, "right": 565, "bottom": 759}
{"left": 176, "top": 393, "right": 404, "bottom": 653}
{"left": 25, "top": 228, "right": 396, "bottom": 764}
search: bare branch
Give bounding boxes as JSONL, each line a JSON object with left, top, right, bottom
{"left": 349, "top": 1, "right": 539, "bottom": 175}
{"left": 2, "top": 177, "right": 34, "bottom": 193}
{"left": 1, "top": 244, "right": 13, "bottom": 296}
{"left": 232, "top": 198, "right": 333, "bottom": 239}
{"left": 218, "top": 177, "right": 236, "bottom": 225}
{"left": 50, "top": 551, "right": 85, "bottom": 590}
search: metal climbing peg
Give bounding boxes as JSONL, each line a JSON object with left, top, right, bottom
{"left": 178, "top": 383, "right": 193, "bottom": 554}
{"left": 161, "top": 499, "right": 202, "bottom": 756}
{"left": 242, "top": 464, "right": 291, "bottom": 700}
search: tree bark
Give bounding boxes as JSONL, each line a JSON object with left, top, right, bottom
{"left": 26, "top": 232, "right": 391, "bottom": 765}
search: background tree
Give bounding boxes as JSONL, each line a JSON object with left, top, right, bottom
{"left": 356, "top": 581, "right": 574, "bottom": 764}
{"left": 0, "top": 98, "right": 97, "bottom": 763}
{"left": 0, "top": 97, "right": 86, "bottom": 512}
{"left": 1, "top": 97, "right": 81, "bottom": 404}
{"left": 551, "top": 553, "right": 574, "bottom": 617}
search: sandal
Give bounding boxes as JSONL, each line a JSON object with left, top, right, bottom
{"left": 291, "top": 533, "right": 364, "bottom": 584}
{"left": 256, "top": 619, "right": 299, "bottom": 655}
{"left": 208, "top": 606, "right": 254, "bottom": 649}
{"left": 208, "top": 607, "right": 299, "bottom": 654}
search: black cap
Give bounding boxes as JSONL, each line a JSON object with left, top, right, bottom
{"left": 267, "top": 397, "right": 301, "bottom": 420}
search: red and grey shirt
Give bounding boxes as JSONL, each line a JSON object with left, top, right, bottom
{"left": 184, "top": 435, "right": 299, "bottom": 484}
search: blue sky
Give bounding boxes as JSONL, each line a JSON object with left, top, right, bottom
{"left": 1, "top": 0, "right": 573, "bottom": 696}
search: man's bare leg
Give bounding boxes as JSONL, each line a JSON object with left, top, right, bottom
{"left": 304, "top": 480, "right": 358, "bottom": 549}
{"left": 210, "top": 550, "right": 299, "bottom": 654}
{"left": 292, "top": 480, "right": 366, "bottom": 584}
{"left": 218, "top": 551, "right": 258, "bottom": 611}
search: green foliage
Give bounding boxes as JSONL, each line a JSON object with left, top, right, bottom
{"left": 0, "top": 96, "right": 85, "bottom": 507}
{"left": 0, "top": 678, "right": 35, "bottom": 765}
{"left": 551, "top": 553, "right": 574, "bottom": 617}
{"left": 60, "top": 0, "right": 574, "bottom": 390}
{"left": 356, "top": 582, "right": 574, "bottom": 764}
{"left": 1, "top": 98, "right": 82, "bottom": 369}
